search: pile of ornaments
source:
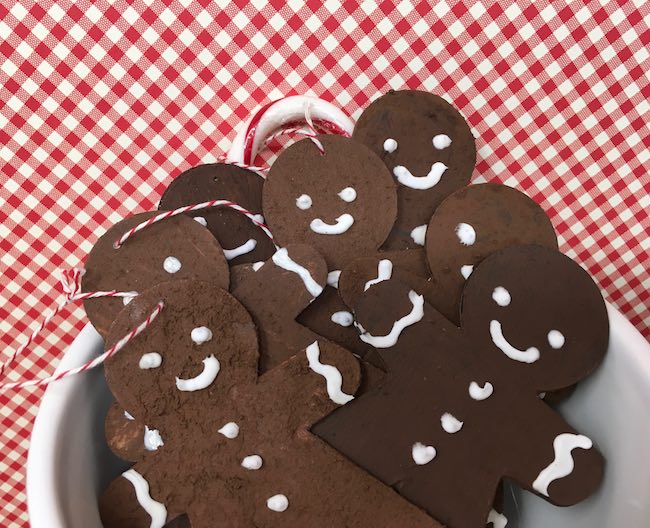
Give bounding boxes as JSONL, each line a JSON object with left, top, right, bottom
{"left": 88, "top": 91, "right": 609, "bottom": 528}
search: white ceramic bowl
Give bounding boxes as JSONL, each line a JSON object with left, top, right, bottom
{"left": 27, "top": 305, "right": 650, "bottom": 527}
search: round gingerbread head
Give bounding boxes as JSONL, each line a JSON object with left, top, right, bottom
{"left": 425, "top": 183, "right": 558, "bottom": 322}
{"left": 159, "top": 163, "right": 275, "bottom": 265}
{"left": 263, "top": 135, "right": 397, "bottom": 270}
{"left": 353, "top": 90, "right": 476, "bottom": 249}
{"left": 461, "top": 245, "right": 609, "bottom": 391}
{"left": 82, "top": 212, "right": 230, "bottom": 337}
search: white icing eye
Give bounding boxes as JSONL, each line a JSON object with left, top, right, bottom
{"left": 455, "top": 223, "right": 476, "bottom": 246}
{"left": 193, "top": 216, "right": 207, "bottom": 227}
{"left": 267, "top": 494, "right": 289, "bottom": 512}
{"left": 144, "top": 426, "right": 164, "bottom": 451}
{"left": 191, "top": 326, "right": 213, "bottom": 345}
{"left": 296, "top": 194, "right": 312, "bottom": 210}
{"left": 337, "top": 187, "right": 357, "bottom": 202}
{"left": 383, "top": 138, "right": 397, "bottom": 153}
{"left": 547, "top": 330, "right": 565, "bottom": 349}
{"left": 433, "top": 134, "right": 452, "bottom": 149}
{"left": 163, "top": 256, "right": 181, "bottom": 274}
{"left": 241, "top": 455, "right": 263, "bottom": 470}
{"left": 492, "top": 287, "right": 511, "bottom": 307}
{"left": 139, "top": 352, "right": 162, "bottom": 370}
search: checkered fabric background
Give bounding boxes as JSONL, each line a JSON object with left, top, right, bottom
{"left": 0, "top": 0, "right": 649, "bottom": 525}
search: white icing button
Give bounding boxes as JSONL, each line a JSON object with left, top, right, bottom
{"left": 337, "top": 187, "right": 357, "bottom": 202}
{"left": 547, "top": 330, "right": 565, "bottom": 349}
{"left": 191, "top": 326, "right": 213, "bottom": 345}
{"left": 144, "top": 426, "right": 164, "bottom": 451}
{"left": 310, "top": 213, "right": 355, "bottom": 235}
{"left": 327, "top": 270, "right": 341, "bottom": 288}
{"left": 139, "top": 352, "right": 162, "bottom": 370}
{"left": 532, "top": 433, "right": 593, "bottom": 496}
{"left": 296, "top": 194, "right": 312, "bottom": 210}
{"left": 490, "top": 320, "right": 540, "bottom": 363}
{"left": 492, "top": 287, "right": 511, "bottom": 307}
{"left": 383, "top": 138, "right": 398, "bottom": 153}
{"left": 460, "top": 264, "right": 474, "bottom": 279}
{"left": 175, "top": 355, "right": 220, "bottom": 392}
{"left": 241, "top": 455, "right": 263, "bottom": 470}
{"left": 441, "top": 413, "right": 463, "bottom": 433}
{"left": 455, "top": 223, "right": 476, "bottom": 246}
{"left": 163, "top": 256, "right": 182, "bottom": 274}
{"left": 193, "top": 216, "right": 207, "bottom": 226}
{"left": 432, "top": 134, "right": 452, "bottom": 149}
{"left": 412, "top": 442, "right": 436, "bottom": 465}
{"left": 272, "top": 248, "right": 324, "bottom": 297}
{"left": 252, "top": 261, "right": 264, "bottom": 271}
{"left": 267, "top": 494, "right": 289, "bottom": 512}
{"left": 218, "top": 422, "right": 239, "bottom": 439}
{"left": 122, "top": 469, "right": 168, "bottom": 528}
{"left": 331, "top": 311, "right": 354, "bottom": 327}
{"left": 468, "top": 381, "right": 493, "bottom": 401}
{"left": 410, "top": 224, "right": 427, "bottom": 246}
{"left": 363, "top": 259, "right": 393, "bottom": 291}
{"left": 306, "top": 341, "right": 355, "bottom": 405}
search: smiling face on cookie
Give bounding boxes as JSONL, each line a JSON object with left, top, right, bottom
{"left": 263, "top": 135, "right": 397, "bottom": 270}
{"left": 353, "top": 90, "right": 476, "bottom": 250}
{"left": 461, "top": 245, "right": 609, "bottom": 391}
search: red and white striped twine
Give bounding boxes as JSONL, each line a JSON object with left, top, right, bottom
{"left": 216, "top": 154, "right": 270, "bottom": 176}
{"left": 0, "top": 268, "right": 154, "bottom": 390}
{"left": 114, "top": 199, "right": 276, "bottom": 249}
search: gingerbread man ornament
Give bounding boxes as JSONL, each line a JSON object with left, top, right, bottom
{"left": 99, "top": 280, "right": 440, "bottom": 528}
{"left": 314, "top": 245, "right": 608, "bottom": 528}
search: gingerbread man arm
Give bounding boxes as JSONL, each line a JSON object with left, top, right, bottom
{"left": 506, "top": 401, "right": 604, "bottom": 506}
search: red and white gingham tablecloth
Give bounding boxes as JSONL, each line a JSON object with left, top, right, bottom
{"left": 0, "top": 1, "right": 649, "bottom": 525}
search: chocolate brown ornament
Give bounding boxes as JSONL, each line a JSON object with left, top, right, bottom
{"left": 263, "top": 135, "right": 398, "bottom": 271}
{"left": 99, "top": 280, "right": 440, "bottom": 528}
{"left": 353, "top": 90, "right": 476, "bottom": 250}
{"left": 159, "top": 163, "right": 275, "bottom": 265}
{"left": 81, "top": 212, "right": 229, "bottom": 337}
{"left": 315, "top": 245, "right": 608, "bottom": 528}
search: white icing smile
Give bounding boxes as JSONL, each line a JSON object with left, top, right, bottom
{"left": 490, "top": 320, "right": 540, "bottom": 363}
{"left": 359, "top": 290, "right": 424, "bottom": 348}
{"left": 393, "top": 162, "right": 447, "bottom": 190}
{"left": 310, "top": 213, "right": 354, "bottom": 234}
{"left": 223, "top": 238, "right": 257, "bottom": 260}
{"left": 175, "top": 355, "right": 220, "bottom": 391}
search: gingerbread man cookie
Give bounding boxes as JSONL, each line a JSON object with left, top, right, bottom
{"left": 159, "top": 163, "right": 275, "bottom": 265}
{"left": 314, "top": 245, "right": 608, "bottom": 528}
{"left": 353, "top": 89, "right": 476, "bottom": 250}
{"left": 99, "top": 280, "right": 440, "bottom": 528}
{"left": 81, "top": 212, "right": 229, "bottom": 337}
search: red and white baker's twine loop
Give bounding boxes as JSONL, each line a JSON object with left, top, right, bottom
{"left": 0, "top": 268, "right": 163, "bottom": 390}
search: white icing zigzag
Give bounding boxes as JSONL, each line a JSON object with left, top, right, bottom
{"left": 305, "top": 341, "right": 354, "bottom": 405}
{"left": 223, "top": 238, "right": 257, "bottom": 260}
{"left": 122, "top": 469, "right": 167, "bottom": 528}
{"left": 272, "top": 248, "right": 324, "bottom": 297}
{"left": 359, "top": 290, "right": 424, "bottom": 348}
{"left": 532, "top": 433, "right": 593, "bottom": 496}
{"left": 364, "top": 259, "right": 393, "bottom": 291}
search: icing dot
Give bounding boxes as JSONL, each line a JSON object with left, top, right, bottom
{"left": 296, "top": 194, "right": 312, "bottom": 210}
{"left": 252, "top": 261, "right": 264, "bottom": 271}
{"left": 191, "top": 326, "right": 213, "bottom": 345}
{"left": 412, "top": 442, "right": 436, "bottom": 465}
{"left": 139, "top": 352, "right": 162, "bottom": 370}
{"left": 331, "top": 311, "right": 354, "bottom": 327}
{"left": 337, "top": 187, "right": 357, "bottom": 202}
{"left": 267, "top": 494, "right": 289, "bottom": 512}
{"left": 144, "top": 426, "right": 164, "bottom": 451}
{"left": 468, "top": 381, "right": 494, "bottom": 401}
{"left": 383, "top": 138, "right": 398, "bottom": 153}
{"left": 432, "top": 134, "right": 452, "bottom": 150}
{"left": 492, "top": 287, "right": 511, "bottom": 307}
{"left": 460, "top": 265, "right": 474, "bottom": 279}
{"left": 193, "top": 216, "right": 207, "bottom": 227}
{"left": 163, "top": 256, "right": 182, "bottom": 274}
{"left": 241, "top": 455, "right": 263, "bottom": 470}
{"left": 122, "top": 293, "right": 137, "bottom": 306}
{"left": 124, "top": 410, "right": 135, "bottom": 420}
{"left": 547, "top": 330, "right": 565, "bottom": 349}
{"left": 327, "top": 270, "right": 341, "bottom": 288}
{"left": 455, "top": 223, "right": 476, "bottom": 246}
{"left": 251, "top": 214, "right": 265, "bottom": 224}
{"left": 218, "top": 422, "right": 239, "bottom": 439}
{"left": 410, "top": 224, "right": 427, "bottom": 246}
{"left": 441, "top": 413, "right": 463, "bottom": 433}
